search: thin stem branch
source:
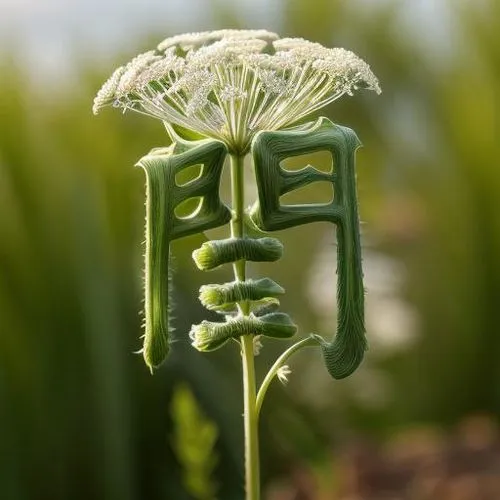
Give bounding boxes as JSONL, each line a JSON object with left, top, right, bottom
{"left": 230, "top": 154, "right": 260, "bottom": 500}
{"left": 256, "top": 336, "right": 318, "bottom": 416}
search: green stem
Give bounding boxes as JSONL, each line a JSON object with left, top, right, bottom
{"left": 256, "top": 336, "right": 318, "bottom": 416}
{"left": 230, "top": 154, "right": 260, "bottom": 500}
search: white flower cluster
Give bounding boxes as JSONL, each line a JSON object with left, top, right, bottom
{"left": 93, "top": 29, "right": 381, "bottom": 154}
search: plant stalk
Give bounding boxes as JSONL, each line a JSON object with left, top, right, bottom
{"left": 256, "top": 336, "right": 317, "bottom": 416}
{"left": 230, "top": 153, "right": 260, "bottom": 500}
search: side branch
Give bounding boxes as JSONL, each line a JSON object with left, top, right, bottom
{"left": 256, "top": 336, "right": 318, "bottom": 416}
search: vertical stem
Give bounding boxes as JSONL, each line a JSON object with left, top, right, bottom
{"left": 230, "top": 154, "right": 260, "bottom": 500}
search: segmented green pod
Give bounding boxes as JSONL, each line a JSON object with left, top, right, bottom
{"left": 252, "top": 299, "right": 280, "bottom": 317}
{"left": 249, "top": 117, "right": 366, "bottom": 379}
{"left": 208, "top": 298, "right": 281, "bottom": 317}
{"left": 192, "top": 237, "right": 283, "bottom": 271}
{"left": 137, "top": 137, "right": 231, "bottom": 371}
{"left": 199, "top": 278, "right": 284, "bottom": 311}
{"left": 190, "top": 312, "right": 297, "bottom": 352}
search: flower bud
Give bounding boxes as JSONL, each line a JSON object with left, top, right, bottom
{"left": 190, "top": 312, "right": 297, "bottom": 352}
{"left": 199, "top": 278, "right": 284, "bottom": 310}
{"left": 192, "top": 237, "right": 283, "bottom": 271}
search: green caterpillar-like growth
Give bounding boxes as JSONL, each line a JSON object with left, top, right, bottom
{"left": 192, "top": 237, "right": 283, "bottom": 271}
{"left": 249, "top": 118, "right": 367, "bottom": 379}
{"left": 137, "top": 136, "right": 231, "bottom": 372}
{"left": 191, "top": 235, "right": 294, "bottom": 351}
{"left": 199, "top": 278, "right": 284, "bottom": 311}
{"left": 190, "top": 313, "right": 297, "bottom": 352}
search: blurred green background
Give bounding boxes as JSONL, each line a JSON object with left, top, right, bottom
{"left": 1, "top": 0, "right": 500, "bottom": 499}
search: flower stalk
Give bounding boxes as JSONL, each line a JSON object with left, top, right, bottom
{"left": 256, "top": 336, "right": 318, "bottom": 417}
{"left": 229, "top": 153, "right": 260, "bottom": 499}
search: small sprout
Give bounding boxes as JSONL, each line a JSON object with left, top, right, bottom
{"left": 277, "top": 365, "right": 292, "bottom": 385}
{"left": 253, "top": 336, "right": 263, "bottom": 356}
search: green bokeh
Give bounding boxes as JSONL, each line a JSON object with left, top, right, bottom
{"left": 1, "top": 1, "right": 500, "bottom": 498}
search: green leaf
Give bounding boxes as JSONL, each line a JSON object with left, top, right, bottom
{"left": 171, "top": 384, "right": 219, "bottom": 500}
{"left": 136, "top": 138, "right": 231, "bottom": 371}
{"left": 250, "top": 117, "right": 367, "bottom": 379}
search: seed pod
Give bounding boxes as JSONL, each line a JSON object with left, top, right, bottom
{"left": 192, "top": 237, "right": 283, "bottom": 271}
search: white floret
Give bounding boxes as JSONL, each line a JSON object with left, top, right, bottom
{"left": 116, "top": 51, "right": 161, "bottom": 96}
{"left": 92, "top": 65, "right": 125, "bottom": 114}
{"left": 219, "top": 85, "right": 248, "bottom": 101}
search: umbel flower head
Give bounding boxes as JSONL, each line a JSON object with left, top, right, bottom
{"left": 93, "top": 29, "right": 381, "bottom": 154}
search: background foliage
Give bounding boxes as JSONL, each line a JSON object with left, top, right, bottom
{"left": 1, "top": 0, "right": 499, "bottom": 498}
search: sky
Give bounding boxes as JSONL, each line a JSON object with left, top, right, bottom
{"left": 0, "top": 0, "right": 281, "bottom": 78}
{"left": 0, "top": 0, "right": 453, "bottom": 81}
